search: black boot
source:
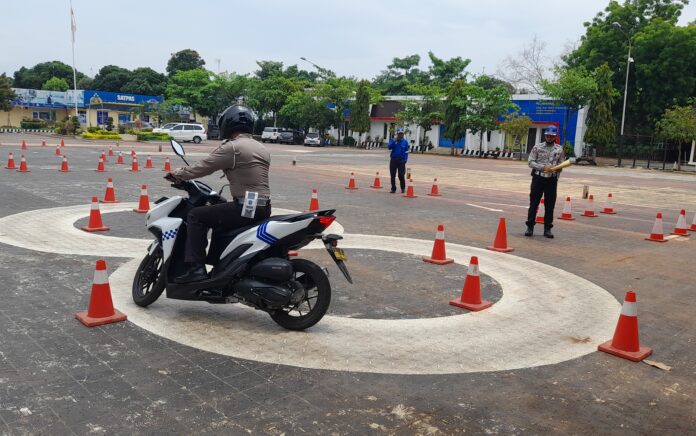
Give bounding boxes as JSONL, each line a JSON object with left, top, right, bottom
{"left": 174, "top": 264, "right": 208, "bottom": 283}
{"left": 524, "top": 225, "right": 534, "bottom": 237}
{"left": 543, "top": 225, "right": 554, "bottom": 239}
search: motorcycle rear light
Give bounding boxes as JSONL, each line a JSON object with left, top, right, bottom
{"left": 318, "top": 215, "right": 336, "bottom": 229}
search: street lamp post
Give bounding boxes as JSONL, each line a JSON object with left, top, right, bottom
{"left": 613, "top": 22, "right": 634, "bottom": 167}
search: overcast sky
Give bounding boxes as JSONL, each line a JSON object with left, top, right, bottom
{"left": 2, "top": 0, "right": 695, "bottom": 81}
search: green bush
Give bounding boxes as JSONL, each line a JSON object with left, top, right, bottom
{"left": 137, "top": 132, "right": 172, "bottom": 141}
{"left": 343, "top": 136, "right": 356, "bottom": 146}
{"left": 20, "top": 119, "right": 48, "bottom": 130}
{"left": 81, "top": 132, "right": 123, "bottom": 140}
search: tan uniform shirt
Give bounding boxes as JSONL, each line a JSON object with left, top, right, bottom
{"left": 173, "top": 134, "right": 271, "bottom": 198}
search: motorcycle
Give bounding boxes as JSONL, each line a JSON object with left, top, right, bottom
{"left": 131, "top": 140, "right": 352, "bottom": 330}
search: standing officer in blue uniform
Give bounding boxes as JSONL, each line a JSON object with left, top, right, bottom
{"left": 388, "top": 127, "right": 409, "bottom": 193}
{"left": 525, "top": 125, "right": 565, "bottom": 238}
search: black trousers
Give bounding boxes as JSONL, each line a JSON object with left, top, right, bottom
{"left": 389, "top": 158, "right": 406, "bottom": 191}
{"left": 526, "top": 174, "right": 558, "bottom": 228}
{"left": 185, "top": 202, "right": 272, "bottom": 264}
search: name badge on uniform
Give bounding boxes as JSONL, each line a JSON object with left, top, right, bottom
{"left": 241, "top": 191, "right": 258, "bottom": 219}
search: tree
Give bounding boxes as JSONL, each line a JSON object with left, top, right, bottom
{"left": 541, "top": 66, "right": 597, "bottom": 144}
{"left": 500, "top": 111, "right": 533, "bottom": 158}
{"left": 396, "top": 83, "right": 444, "bottom": 146}
{"left": 565, "top": 0, "right": 694, "bottom": 134}
{"left": 121, "top": 67, "right": 167, "bottom": 95}
{"left": 313, "top": 77, "right": 356, "bottom": 145}
{"left": 41, "top": 77, "right": 69, "bottom": 92}
{"left": 91, "top": 65, "right": 132, "bottom": 92}
{"left": 351, "top": 80, "right": 372, "bottom": 145}
{"left": 165, "top": 69, "right": 213, "bottom": 120}
{"left": 372, "top": 54, "right": 428, "bottom": 95}
{"left": 166, "top": 49, "right": 205, "bottom": 76}
{"left": 584, "top": 64, "right": 617, "bottom": 151}
{"left": 655, "top": 104, "right": 696, "bottom": 170}
{"left": 13, "top": 61, "right": 86, "bottom": 89}
{"left": 0, "top": 74, "right": 16, "bottom": 118}
{"left": 497, "top": 35, "right": 553, "bottom": 93}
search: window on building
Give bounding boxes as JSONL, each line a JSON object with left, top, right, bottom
{"left": 97, "top": 111, "right": 109, "bottom": 125}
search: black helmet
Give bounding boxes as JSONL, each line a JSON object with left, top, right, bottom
{"left": 217, "top": 104, "right": 257, "bottom": 139}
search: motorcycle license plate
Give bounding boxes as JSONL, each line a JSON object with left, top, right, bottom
{"left": 333, "top": 247, "right": 348, "bottom": 261}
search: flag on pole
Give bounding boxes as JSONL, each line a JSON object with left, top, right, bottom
{"left": 70, "top": 5, "right": 77, "bottom": 42}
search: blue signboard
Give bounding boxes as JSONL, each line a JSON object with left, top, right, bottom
{"left": 83, "top": 90, "right": 163, "bottom": 106}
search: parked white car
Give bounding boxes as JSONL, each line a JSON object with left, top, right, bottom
{"left": 153, "top": 123, "right": 179, "bottom": 133}
{"left": 261, "top": 127, "right": 281, "bottom": 143}
{"left": 167, "top": 123, "right": 207, "bottom": 143}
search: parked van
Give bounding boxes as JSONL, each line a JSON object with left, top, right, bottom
{"left": 261, "top": 127, "right": 281, "bottom": 143}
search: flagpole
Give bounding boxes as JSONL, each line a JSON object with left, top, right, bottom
{"left": 70, "top": 0, "right": 78, "bottom": 118}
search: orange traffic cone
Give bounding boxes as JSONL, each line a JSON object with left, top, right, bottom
{"left": 96, "top": 156, "right": 106, "bottom": 172}
{"left": 423, "top": 224, "right": 454, "bottom": 265}
{"left": 130, "top": 156, "right": 140, "bottom": 172}
{"left": 689, "top": 211, "right": 696, "bottom": 232}
{"left": 59, "top": 155, "right": 70, "bottom": 172}
{"left": 17, "top": 155, "right": 30, "bottom": 172}
{"left": 55, "top": 145, "right": 62, "bottom": 156}
{"left": 21, "top": 140, "right": 27, "bottom": 150}
{"left": 133, "top": 185, "right": 150, "bottom": 213}
{"left": 60, "top": 138, "right": 65, "bottom": 147}
{"left": 75, "top": 259, "right": 127, "bottom": 327}
{"left": 535, "top": 198, "right": 545, "bottom": 224}
{"left": 487, "top": 217, "right": 514, "bottom": 253}
{"left": 404, "top": 179, "right": 417, "bottom": 198}
{"left": 598, "top": 289, "right": 652, "bottom": 362}
{"left": 5, "top": 152, "right": 16, "bottom": 169}
{"left": 81, "top": 197, "right": 110, "bottom": 232}
{"left": 558, "top": 197, "right": 575, "bottom": 220}
{"left": 116, "top": 152, "right": 124, "bottom": 164}
{"left": 645, "top": 213, "right": 668, "bottom": 242}
{"left": 308, "top": 188, "right": 319, "bottom": 211}
{"left": 163, "top": 157, "right": 172, "bottom": 171}
{"left": 108, "top": 146, "right": 114, "bottom": 157}
{"left": 101, "top": 178, "right": 119, "bottom": 203}
{"left": 671, "top": 209, "right": 690, "bottom": 236}
{"left": 345, "top": 172, "right": 358, "bottom": 190}
{"left": 370, "top": 172, "right": 382, "bottom": 189}
{"left": 449, "top": 256, "right": 492, "bottom": 311}
{"left": 427, "top": 178, "right": 441, "bottom": 196}
{"left": 41, "top": 139, "right": 46, "bottom": 147}
{"left": 581, "top": 195, "right": 598, "bottom": 217}
{"left": 601, "top": 193, "right": 617, "bottom": 214}
{"left": 145, "top": 155, "right": 154, "bottom": 169}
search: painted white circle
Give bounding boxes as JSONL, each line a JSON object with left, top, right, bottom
{"left": 0, "top": 204, "right": 619, "bottom": 374}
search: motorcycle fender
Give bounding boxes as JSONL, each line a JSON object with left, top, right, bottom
{"left": 148, "top": 217, "right": 182, "bottom": 262}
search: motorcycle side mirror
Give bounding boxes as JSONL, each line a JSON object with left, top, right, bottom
{"left": 170, "top": 140, "right": 190, "bottom": 166}
{"left": 170, "top": 140, "right": 185, "bottom": 157}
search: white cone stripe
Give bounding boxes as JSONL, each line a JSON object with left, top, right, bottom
{"left": 652, "top": 218, "right": 663, "bottom": 235}
{"left": 620, "top": 301, "right": 637, "bottom": 317}
{"left": 93, "top": 268, "right": 109, "bottom": 285}
{"left": 468, "top": 264, "right": 480, "bottom": 276}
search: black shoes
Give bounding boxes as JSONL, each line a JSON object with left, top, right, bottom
{"left": 174, "top": 264, "right": 208, "bottom": 283}
{"left": 543, "top": 226, "right": 554, "bottom": 238}
{"left": 524, "top": 225, "right": 534, "bottom": 236}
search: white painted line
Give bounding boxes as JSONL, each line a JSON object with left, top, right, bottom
{"left": 466, "top": 203, "right": 504, "bottom": 212}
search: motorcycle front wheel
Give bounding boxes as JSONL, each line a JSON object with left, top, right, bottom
{"left": 270, "top": 259, "right": 331, "bottom": 331}
{"left": 132, "top": 247, "right": 166, "bottom": 307}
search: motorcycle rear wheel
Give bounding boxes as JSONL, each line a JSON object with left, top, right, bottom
{"left": 270, "top": 259, "right": 331, "bottom": 331}
{"left": 132, "top": 248, "right": 166, "bottom": 307}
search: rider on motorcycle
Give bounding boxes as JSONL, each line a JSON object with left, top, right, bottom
{"left": 166, "top": 104, "right": 272, "bottom": 283}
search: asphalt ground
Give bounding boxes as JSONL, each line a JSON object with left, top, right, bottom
{"left": 0, "top": 133, "right": 695, "bottom": 435}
